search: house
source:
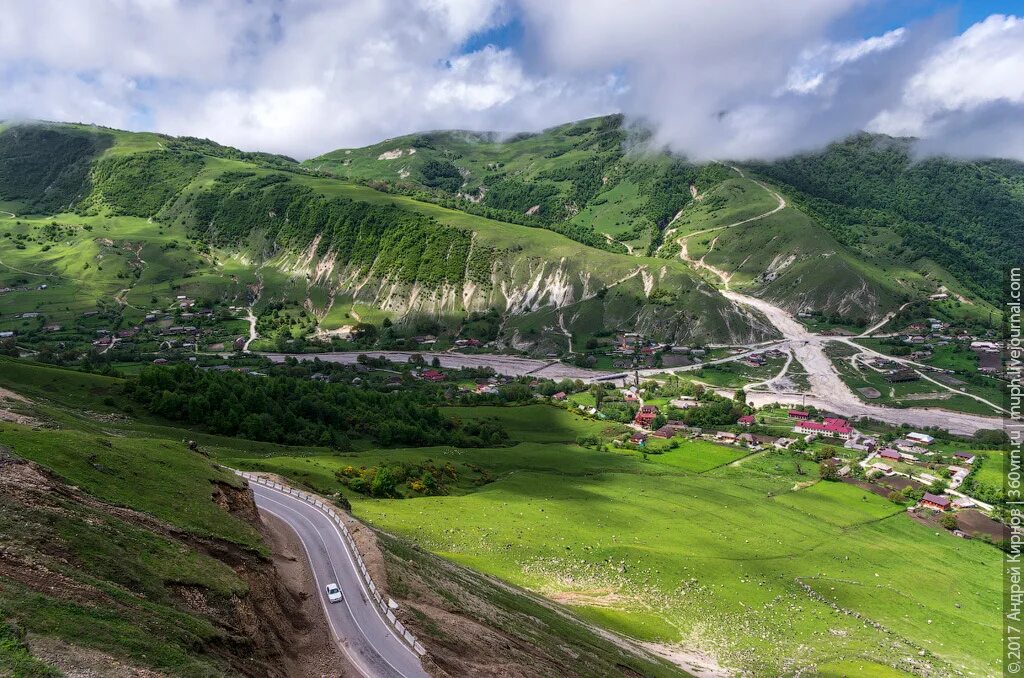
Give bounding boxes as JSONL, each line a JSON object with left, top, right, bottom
{"left": 715, "top": 431, "right": 738, "bottom": 443}
{"left": 953, "top": 452, "right": 976, "bottom": 465}
{"left": 906, "top": 432, "right": 935, "bottom": 446}
{"left": 629, "top": 431, "right": 648, "bottom": 445}
{"left": 152, "top": 358, "right": 168, "bottom": 365}
{"left": 920, "top": 493, "right": 951, "bottom": 511}
{"left": 884, "top": 369, "right": 919, "bottom": 383}
{"left": 420, "top": 369, "right": 445, "bottom": 382}
{"left": 623, "top": 391, "right": 640, "bottom": 402}
{"left": 551, "top": 391, "right": 567, "bottom": 401}
{"left": 878, "top": 448, "right": 901, "bottom": 462}
{"left": 774, "top": 437, "right": 795, "bottom": 449}
{"left": 844, "top": 434, "right": 877, "bottom": 452}
{"left": 952, "top": 496, "right": 976, "bottom": 509}
{"left": 795, "top": 418, "right": 854, "bottom": 440}
{"left": 0, "top": 331, "right": 14, "bottom": 338}
{"left": 634, "top": 405, "right": 658, "bottom": 428}
{"left": 893, "top": 439, "right": 927, "bottom": 455}
{"left": 948, "top": 466, "right": 970, "bottom": 489}
{"left": 869, "top": 462, "right": 892, "bottom": 474}
{"left": 737, "top": 415, "right": 755, "bottom": 426}
{"left": 788, "top": 410, "right": 810, "bottom": 420}
{"left": 652, "top": 425, "right": 679, "bottom": 439}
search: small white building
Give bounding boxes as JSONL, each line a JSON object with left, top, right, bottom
{"left": 906, "top": 432, "right": 935, "bottom": 445}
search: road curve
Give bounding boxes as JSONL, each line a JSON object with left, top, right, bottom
{"left": 249, "top": 483, "right": 428, "bottom": 678}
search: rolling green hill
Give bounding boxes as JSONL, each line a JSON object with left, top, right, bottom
{"left": 306, "top": 117, "right": 1006, "bottom": 329}
{"left": 0, "top": 117, "right": 1011, "bottom": 360}
{"left": 0, "top": 358, "right": 685, "bottom": 677}
{"left": 0, "top": 122, "right": 773, "bottom": 356}
{"left": 748, "top": 133, "right": 1024, "bottom": 306}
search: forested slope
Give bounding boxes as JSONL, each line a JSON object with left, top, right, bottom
{"left": 748, "top": 134, "right": 1024, "bottom": 304}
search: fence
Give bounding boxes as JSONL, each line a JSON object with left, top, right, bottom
{"left": 235, "top": 471, "right": 427, "bottom": 656}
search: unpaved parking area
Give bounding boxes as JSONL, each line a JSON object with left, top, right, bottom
{"left": 262, "top": 351, "right": 606, "bottom": 380}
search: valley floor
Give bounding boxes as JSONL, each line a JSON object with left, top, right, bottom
{"left": 221, "top": 405, "right": 1004, "bottom": 677}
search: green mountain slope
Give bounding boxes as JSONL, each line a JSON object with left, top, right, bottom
{"left": 0, "top": 118, "right": 1011, "bottom": 358}
{"left": 0, "top": 123, "right": 774, "bottom": 355}
{"left": 747, "top": 133, "right": 1024, "bottom": 305}
{"left": 0, "top": 358, "right": 684, "bottom": 676}
{"left": 309, "top": 117, "right": 1006, "bottom": 329}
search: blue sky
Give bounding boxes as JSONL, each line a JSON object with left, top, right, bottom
{"left": 457, "top": 1, "right": 1021, "bottom": 55}
{"left": 1, "top": 1, "right": 1022, "bottom": 159}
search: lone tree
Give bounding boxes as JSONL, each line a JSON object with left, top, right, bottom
{"left": 941, "top": 514, "right": 959, "bottom": 531}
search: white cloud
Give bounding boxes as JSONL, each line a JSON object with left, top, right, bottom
{"left": 870, "top": 14, "right": 1024, "bottom": 157}
{"left": 1, "top": 1, "right": 1024, "bottom": 160}
{"left": 784, "top": 28, "right": 906, "bottom": 94}
{"left": 515, "top": 0, "right": 914, "bottom": 159}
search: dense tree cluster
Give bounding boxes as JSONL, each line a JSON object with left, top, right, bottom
{"left": 419, "top": 159, "right": 463, "bottom": 192}
{"left": 0, "top": 126, "right": 112, "bottom": 213}
{"left": 166, "top": 136, "right": 298, "bottom": 167}
{"left": 122, "top": 364, "right": 508, "bottom": 448}
{"left": 750, "top": 133, "right": 1024, "bottom": 303}
{"left": 79, "top": 150, "right": 204, "bottom": 217}
{"left": 188, "top": 171, "right": 478, "bottom": 287}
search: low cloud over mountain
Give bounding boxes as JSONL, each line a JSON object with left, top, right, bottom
{"left": 1, "top": 1, "right": 1022, "bottom": 160}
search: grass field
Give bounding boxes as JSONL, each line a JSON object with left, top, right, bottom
{"left": 668, "top": 177, "right": 778, "bottom": 237}
{"left": 0, "top": 360, "right": 273, "bottom": 675}
{"left": 219, "top": 402, "right": 1003, "bottom": 676}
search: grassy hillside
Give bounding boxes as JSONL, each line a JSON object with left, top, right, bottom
{"left": 0, "top": 118, "right": 1010, "bottom": 357}
{"left": 0, "top": 357, "right": 690, "bottom": 677}
{"left": 308, "top": 118, "right": 1005, "bottom": 326}
{"left": 306, "top": 116, "right": 730, "bottom": 255}
{"left": 748, "top": 133, "right": 1024, "bottom": 305}
{"left": 223, "top": 402, "right": 1003, "bottom": 677}
{"left": 0, "top": 123, "right": 771, "bottom": 355}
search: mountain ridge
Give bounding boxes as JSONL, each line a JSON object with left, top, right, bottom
{"left": 0, "top": 116, "right": 1009, "bottom": 360}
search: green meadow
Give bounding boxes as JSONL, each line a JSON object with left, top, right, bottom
{"left": 220, "top": 403, "right": 1002, "bottom": 677}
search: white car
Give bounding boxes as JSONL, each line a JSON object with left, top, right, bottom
{"left": 325, "top": 583, "right": 343, "bottom": 603}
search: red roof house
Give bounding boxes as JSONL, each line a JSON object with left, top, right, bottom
{"left": 551, "top": 391, "right": 567, "bottom": 401}
{"left": 920, "top": 493, "right": 951, "bottom": 511}
{"left": 634, "top": 405, "right": 658, "bottom": 429}
{"left": 796, "top": 419, "right": 854, "bottom": 439}
{"left": 738, "top": 415, "right": 755, "bottom": 426}
{"left": 788, "top": 410, "right": 810, "bottom": 420}
{"left": 878, "top": 448, "right": 901, "bottom": 461}
{"left": 420, "top": 369, "right": 445, "bottom": 382}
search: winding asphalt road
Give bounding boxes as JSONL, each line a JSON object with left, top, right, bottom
{"left": 249, "top": 483, "right": 428, "bottom": 678}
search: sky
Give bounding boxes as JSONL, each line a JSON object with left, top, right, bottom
{"left": 1, "top": 0, "right": 1023, "bottom": 160}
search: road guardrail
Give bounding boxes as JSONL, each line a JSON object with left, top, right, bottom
{"left": 235, "top": 471, "right": 427, "bottom": 656}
